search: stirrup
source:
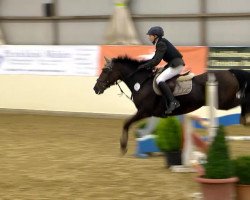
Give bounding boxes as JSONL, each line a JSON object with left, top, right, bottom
{"left": 164, "top": 104, "right": 171, "bottom": 115}
{"left": 165, "top": 101, "right": 180, "bottom": 114}
{"left": 165, "top": 109, "right": 172, "bottom": 115}
{"left": 164, "top": 106, "right": 173, "bottom": 114}
{"left": 172, "top": 100, "right": 180, "bottom": 108}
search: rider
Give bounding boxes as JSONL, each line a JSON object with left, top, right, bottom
{"left": 138, "top": 26, "right": 185, "bottom": 114}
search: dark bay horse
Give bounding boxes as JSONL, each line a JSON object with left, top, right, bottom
{"left": 93, "top": 56, "right": 250, "bottom": 154}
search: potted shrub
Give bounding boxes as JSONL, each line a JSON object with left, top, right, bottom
{"left": 155, "top": 117, "right": 182, "bottom": 167}
{"left": 233, "top": 156, "right": 250, "bottom": 200}
{"left": 195, "top": 126, "right": 238, "bottom": 200}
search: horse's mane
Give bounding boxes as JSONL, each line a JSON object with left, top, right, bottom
{"left": 112, "top": 56, "right": 147, "bottom": 68}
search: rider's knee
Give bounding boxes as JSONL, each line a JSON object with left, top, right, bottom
{"left": 156, "top": 76, "right": 164, "bottom": 84}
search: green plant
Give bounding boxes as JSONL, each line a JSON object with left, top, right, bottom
{"left": 155, "top": 117, "right": 182, "bottom": 152}
{"left": 233, "top": 156, "right": 250, "bottom": 185}
{"left": 205, "top": 126, "right": 234, "bottom": 179}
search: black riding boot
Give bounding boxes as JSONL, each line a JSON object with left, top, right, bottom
{"left": 158, "top": 81, "right": 180, "bottom": 114}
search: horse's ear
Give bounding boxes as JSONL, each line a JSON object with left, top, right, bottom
{"left": 104, "top": 57, "right": 111, "bottom": 63}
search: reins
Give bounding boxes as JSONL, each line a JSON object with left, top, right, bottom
{"left": 116, "top": 81, "right": 133, "bottom": 101}
{"left": 126, "top": 68, "right": 140, "bottom": 79}
{"left": 116, "top": 68, "right": 153, "bottom": 102}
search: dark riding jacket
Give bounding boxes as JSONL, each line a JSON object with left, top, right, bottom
{"left": 140, "top": 37, "right": 184, "bottom": 70}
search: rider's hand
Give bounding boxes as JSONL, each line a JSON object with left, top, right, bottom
{"left": 138, "top": 65, "right": 146, "bottom": 70}
{"left": 138, "top": 65, "right": 151, "bottom": 70}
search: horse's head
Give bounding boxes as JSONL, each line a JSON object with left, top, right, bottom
{"left": 94, "top": 57, "right": 121, "bottom": 94}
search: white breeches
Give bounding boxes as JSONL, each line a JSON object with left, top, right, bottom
{"left": 156, "top": 65, "right": 184, "bottom": 84}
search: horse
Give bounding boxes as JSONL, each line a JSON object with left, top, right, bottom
{"left": 93, "top": 56, "right": 250, "bottom": 154}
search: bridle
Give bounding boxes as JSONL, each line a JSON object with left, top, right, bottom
{"left": 96, "top": 62, "right": 135, "bottom": 100}
{"left": 96, "top": 61, "right": 134, "bottom": 89}
{"left": 96, "top": 61, "right": 152, "bottom": 101}
{"left": 96, "top": 65, "right": 116, "bottom": 90}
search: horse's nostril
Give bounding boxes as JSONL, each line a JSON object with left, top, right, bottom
{"left": 93, "top": 86, "right": 103, "bottom": 95}
{"left": 93, "top": 86, "right": 98, "bottom": 94}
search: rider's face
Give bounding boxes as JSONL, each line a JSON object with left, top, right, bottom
{"left": 148, "top": 35, "right": 156, "bottom": 43}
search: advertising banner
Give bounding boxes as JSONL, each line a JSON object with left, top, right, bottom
{"left": 0, "top": 45, "right": 100, "bottom": 76}
{"left": 0, "top": 45, "right": 208, "bottom": 76}
{"left": 208, "top": 47, "right": 250, "bottom": 71}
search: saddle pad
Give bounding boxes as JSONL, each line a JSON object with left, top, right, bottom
{"left": 153, "top": 78, "right": 193, "bottom": 96}
{"left": 173, "top": 80, "right": 192, "bottom": 96}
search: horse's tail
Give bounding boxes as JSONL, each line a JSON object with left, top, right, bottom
{"left": 229, "top": 69, "right": 250, "bottom": 92}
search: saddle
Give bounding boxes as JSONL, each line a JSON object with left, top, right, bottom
{"left": 153, "top": 68, "right": 195, "bottom": 96}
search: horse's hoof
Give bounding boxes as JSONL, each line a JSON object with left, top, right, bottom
{"left": 120, "top": 134, "right": 128, "bottom": 155}
{"left": 241, "top": 114, "right": 250, "bottom": 126}
{"left": 120, "top": 141, "right": 128, "bottom": 155}
{"left": 120, "top": 147, "right": 128, "bottom": 156}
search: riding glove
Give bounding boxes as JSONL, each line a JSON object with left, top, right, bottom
{"left": 138, "top": 64, "right": 152, "bottom": 70}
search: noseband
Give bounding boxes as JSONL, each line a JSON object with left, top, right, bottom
{"left": 96, "top": 65, "right": 117, "bottom": 90}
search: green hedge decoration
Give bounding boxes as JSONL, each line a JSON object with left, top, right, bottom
{"left": 205, "top": 126, "right": 234, "bottom": 179}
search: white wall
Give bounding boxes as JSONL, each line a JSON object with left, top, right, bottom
{"left": 0, "top": 74, "right": 240, "bottom": 117}
{"left": 57, "top": 0, "right": 113, "bottom": 16}
{"left": 1, "top": 0, "right": 250, "bottom": 45}
{"left": 130, "top": 0, "right": 201, "bottom": 14}
{"left": 206, "top": 18, "right": 250, "bottom": 46}
{"left": 206, "top": 0, "right": 250, "bottom": 13}
{"left": 136, "top": 20, "right": 202, "bottom": 46}
{"left": 58, "top": 22, "right": 108, "bottom": 45}
{"left": 2, "top": 22, "right": 55, "bottom": 45}
{"left": 0, "top": 75, "right": 136, "bottom": 115}
{"left": 0, "top": 0, "right": 45, "bottom": 16}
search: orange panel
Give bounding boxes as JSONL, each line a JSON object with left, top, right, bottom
{"left": 99, "top": 45, "right": 208, "bottom": 75}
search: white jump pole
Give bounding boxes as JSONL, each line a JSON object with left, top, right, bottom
{"left": 172, "top": 115, "right": 207, "bottom": 172}
{"left": 182, "top": 115, "right": 194, "bottom": 166}
{"left": 181, "top": 115, "right": 209, "bottom": 168}
{"left": 171, "top": 115, "right": 195, "bottom": 172}
{"left": 206, "top": 73, "right": 218, "bottom": 140}
{"left": 172, "top": 73, "right": 219, "bottom": 172}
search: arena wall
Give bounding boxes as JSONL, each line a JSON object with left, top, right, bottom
{"left": 0, "top": 74, "right": 241, "bottom": 117}
{"left": 0, "top": 44, "right": 244, "bottom": 117}
{"left": 0, "top": 45, "right": 209, "bottom": 116}
{"left": 0, "top": 75, "right": 136, "bottom": 116}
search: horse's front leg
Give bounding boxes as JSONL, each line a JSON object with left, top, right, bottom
{"left": 120, "top": 110, "right": 148, "bottom": 155}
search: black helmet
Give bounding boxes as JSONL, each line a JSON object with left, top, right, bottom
{"left": 147, "top": 26, "right": 164, "bottom": 37}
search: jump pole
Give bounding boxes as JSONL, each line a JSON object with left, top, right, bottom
{"left": 171, "top": 73, "right": 219, "bottom": 172}
{"left": 182, "top": 115, "right": 195, "bottom": 167}
{"left": 171, "top": 115, "right": 208, "bottom": 172}
{"left": 182, "top": 73, "right": 219, "bottom": 167}
{"left": 206, "top": 73, "right": 218, "bottom": 140}
{"left": 170, "top": 115, "right": 196, "bottom": 172}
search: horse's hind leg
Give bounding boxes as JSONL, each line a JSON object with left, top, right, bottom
{"left": 240, "top": 107, "right": 250, "bottom": 126}
{"left": 240, "top": 93, "right": 250, "bottom": 126}
{"left": 120, "top": 110, "right": 149, "bottom": 155}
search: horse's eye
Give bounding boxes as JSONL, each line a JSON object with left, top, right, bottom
{"left": 103, "top": 68, "right": 109, "bottom": 73}
{"left": 103, "top": 67, "right": 111, "bottom": 73}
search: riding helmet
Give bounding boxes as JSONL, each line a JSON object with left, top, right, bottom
{"left": 146, "top": 26, "right": 164, "bottom": 37}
